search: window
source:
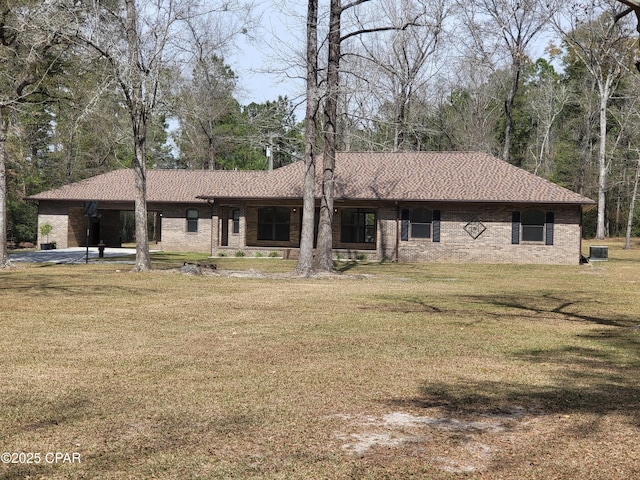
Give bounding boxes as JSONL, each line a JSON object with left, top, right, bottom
{"left": 410, "top": 208, "right": 432, "bottom": 238}
{"left": 232, "top": 209, "right": 240, "bottom": 234}
{"left": 341, "top": 209, "right": 376, "bottom": 243}
{"left": 401, "top": 208, "right": 440, "bottom": 242}
{"left": 258, "top": 207, "right": 290, "bottom": 241}
{"left": 521, "top": 210, "right": 545, "bottom": 242}
{"left": 512, "top": 210, "right": 554, "bottom": 245}
{"left": 186, "top": 208, "right": 199, "bottom": 233}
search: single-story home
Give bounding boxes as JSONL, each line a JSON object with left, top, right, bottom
{"left": 28, "top": 151, "right": 596, "bottom": 264}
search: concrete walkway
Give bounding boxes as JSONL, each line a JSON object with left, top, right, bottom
{"left": 9, "top": 247, "right": 137, "bottom": 264}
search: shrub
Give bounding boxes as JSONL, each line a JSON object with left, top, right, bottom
{"left": 40, "top": 222, "right": 53, "bottom": 242}
{"left": 235, "top": 251, "right": 245, "bottom": 257}
{"left": 268, "top": 251, "right": 279, "bottom": 258}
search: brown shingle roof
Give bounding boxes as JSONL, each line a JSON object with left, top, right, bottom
{"left": 28, "top": 152, "right": 595, "bottom": 206}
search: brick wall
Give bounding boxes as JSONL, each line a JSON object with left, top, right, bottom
{"left": 37, "top": 212, "right": 69, "bottom": 248}
{"left": 159, "top": 203, "right": 212, "bottom": 253}
{"left": 385, "top": 203, "right": 583, "bottom": 265}
{"left": 36, "top": 199, "right": 585, "bottom": 264}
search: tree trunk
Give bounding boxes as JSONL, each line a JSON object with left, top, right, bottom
{"left": 132, "top": 129, "right": 152, "bottom": 271}
{"left": 295, "top": 0, "right": 319, "bottom": 276}
{"left": 0, "top": 107, "right": 11, "bottom": 268}
{"left": 394, "top": 94, "right": 408, "bottom": 152}
{"left": 595, "top": 80, "right": 610, "bottom": 240}
{"left": 314, "top": 0, "right": 341, "bottom": 272}
{"left": 502, "top": 62, "right": 521, "bottom": 164}
{"left": 125, "top": 0, "right": 152, "bottom": 271}
{"left": 624, "top": 151, "right": 640, "bottom": 249}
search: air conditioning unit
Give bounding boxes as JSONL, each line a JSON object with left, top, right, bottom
{"left": 589, "top": 245, "right": 608, "bottom": 261}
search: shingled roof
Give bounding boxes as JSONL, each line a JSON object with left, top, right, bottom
{"left": 28, "top": 151, "right": 595, "bottom": 206}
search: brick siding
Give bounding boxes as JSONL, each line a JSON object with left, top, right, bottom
{"left": 36, "top": 200, "right": 585, "bottom": 264}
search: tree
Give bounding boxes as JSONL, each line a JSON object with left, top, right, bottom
{"left": 615, "top": 1, "right": 640, "bottom": 39}
{"left": 65, "top": 0, "right": 252, "bottom": 270}
{"left": 1, "top": 1, "right": 66, "bottom": 268}
{"left": 462, "top": 0, "right": 559, "bottom": 164}
{"left": 625, "top": 149, "right": 640, "bottom": 248}
{"left": 347, "top": 0, "right": 447, "bottom": 151}
{"left": 314, "top": 0, "right": 434, "bottom": 271}
{"left": 523, "top": 58, "right": 570, "bottom": 178}
{"left": 174, "top": 55, "right": 238, "bottom": 170}
{"left": 294, "top": 0, "right": 320, "bottom": 277}
{"left": 240, "top": 98, "right": 303, "bottom": 169}
{"left": 314, "top": 0, "right": 345, "bottom": 272}
{"left": 431, "top": 62, "right": 503, "bottom": 154}
{"left": 555, "top": 1, "right": 634, "bottom": 239}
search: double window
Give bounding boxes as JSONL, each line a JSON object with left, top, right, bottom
{"left": 341, "top": 209, "right": 376, "bottom": 243}
{"left": 258, "top": 207, "right": 290, "bottom": 241}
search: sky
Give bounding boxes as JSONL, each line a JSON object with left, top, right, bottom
{"left": 230, "top": 1, "right": 307, "bottom": 108}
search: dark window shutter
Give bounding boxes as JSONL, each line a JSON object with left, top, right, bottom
{"left": 512, "top": 212, "right": 520, "bottom": 244}
{"left": 432, "top": 210, "right": 441, "bottom": 243}
{"left": 545, "top": 212, "right": 554, "bottom": 245}
{"left": 401, "top": 209, "right": 409, "bottom": 241}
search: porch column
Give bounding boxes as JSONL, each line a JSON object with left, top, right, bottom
{"left": 208, "top": 201, "right": 219, "bottom": 256}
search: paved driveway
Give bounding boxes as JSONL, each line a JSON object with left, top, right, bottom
{"left": 9, "top": 247, "right": 137, "bottom": 264}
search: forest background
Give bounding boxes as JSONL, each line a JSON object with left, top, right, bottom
{"left": 3, "top": 0, "right": 640, "bottom": 247}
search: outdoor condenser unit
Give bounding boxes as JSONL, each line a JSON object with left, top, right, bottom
{"left": 589, "top": 245, "right": 608, "bottom": 261}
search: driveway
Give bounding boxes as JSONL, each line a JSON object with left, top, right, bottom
{"left": 9, "top": 247, "right": 137, "bottom": 264}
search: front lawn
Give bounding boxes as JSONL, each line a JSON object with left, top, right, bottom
{"left": 1, "top": 239, "right": 639, "bottom": 479}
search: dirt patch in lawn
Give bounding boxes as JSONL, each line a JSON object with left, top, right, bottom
{"left": 333, "top": 408, "right": 530, "bottom": 474}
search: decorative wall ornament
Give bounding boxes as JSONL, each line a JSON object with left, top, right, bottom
{"left": 464, "top": 219, "right": 486, "bottom": 239}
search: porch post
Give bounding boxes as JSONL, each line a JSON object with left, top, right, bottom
{"left": 208, "top": 200, "right": 217, "bottom": 256}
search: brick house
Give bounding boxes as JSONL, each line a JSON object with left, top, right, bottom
{"left": 28, "top": 152, "right": 595, "bottom": 264}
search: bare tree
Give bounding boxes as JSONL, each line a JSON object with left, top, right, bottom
{"left": 615, "top": 1, "right": 640, "bottom": 38}
{"left": 625, "top": 149, "right": 640, "bottom": 248}
{"left": 63, "top": 0, "right": 251, "bottom": 270}
{"left": 613, "top": 1, "right": 640, "bottom": 247}
{"left": 294, "top": 0, "right": 320, "bottom": 276}
{"left": 314, "top": 0, "right": 344, "bottom": 272}
{"left": 555, "top": 1, "right": 634, "bottom": 239}
{"left": 314, "top": 0, "right": 434, "bottom": 271}
{"left": 431, "top": 56, "right": 502, "bottom": 154}
{"left": 349, "top": 0, "right": 447, "bottom": 151}
{"left": 461, "top": 0, "right": 559, "bottom": 164}
{"left": 525, "top": 59, "right": 570, "bottom": 177}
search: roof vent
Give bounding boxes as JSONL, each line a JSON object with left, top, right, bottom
{"left": 589, "top": 245, "right": 608, "bottom": 261}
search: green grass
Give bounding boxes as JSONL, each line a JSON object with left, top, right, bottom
{"left": 1, "top": 239, "right": 639, "bottom": 478}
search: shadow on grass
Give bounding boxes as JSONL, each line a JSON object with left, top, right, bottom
{"left": 387, "top": 327, "right": 640, "bottom": 424}
{"left": 379, "top": 290, "right": 640, "bottom": 422}
{"left": 335, "top": 260, "right": 359, "bottom": 273}
{"left": 372, "top": 291, "right": 639, "bottom": 329}
{"left": 0, "top": 272, "right": 162, "bottom": 298}
{"left": 149, "top": 251, "right": 210, "bottom": 269}
{"left": 470, "top": 292, "right": 638, "bottom": 328}
{"left": 0, "top": 391, "right": 94, "bottom": 479}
